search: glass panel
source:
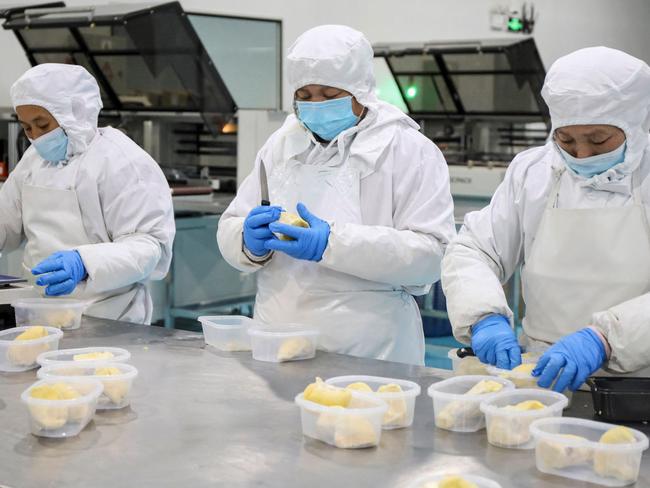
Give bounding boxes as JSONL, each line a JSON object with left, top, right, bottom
{"left": 453, "top": 74, "right": 538, "bottom": 112}
{"left": 95, "top": 55, "right": 195, "bottom": 109}
{"left": 78, "top": 25, "right": 136, "bottom": 51}
{"left": 373, "top": 58, "right": 407, "bottom": 112}
{"left": 188, "top": 15, "right": 281, "bottom": 110}
{"left": 20, "top": 28, "right": 78, "bottom": 49}
{"left": 444, "top": 52, "right": 510, "bottom": 72}
{"left": 32, "top": 52, "right": 113, "bottom": 108}
{"left": 396, "top": 75, "right": 457, "bottom": 113}
{"left": 388, "top": 54, "right": 440, "bottom": 73}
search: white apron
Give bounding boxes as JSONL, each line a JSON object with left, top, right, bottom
{"left": 254, "top": 134, "right": 424, "bottom": 365}
{"left": 21, "top": 161, "right": 148, "bottom": 323}
{"left": 522, "top": 168, "right": 650, "bottom": 376}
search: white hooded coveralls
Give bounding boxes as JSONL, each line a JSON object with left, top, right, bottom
{"left": 1, "top": 64, "right": 175, "bottom": 324}
{"left": 217, "top": 25, "right": 456, "bottom": 365}
{"left": 442, "top": 47, "right": 650, "bottom": 374}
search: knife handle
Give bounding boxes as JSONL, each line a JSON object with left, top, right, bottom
{"left": 261, "top": 199, "right": 270, "bottom": 206}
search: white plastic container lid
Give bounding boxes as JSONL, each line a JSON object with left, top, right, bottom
{"left": 37, "top": 346, "right": 131, "bottom": 366}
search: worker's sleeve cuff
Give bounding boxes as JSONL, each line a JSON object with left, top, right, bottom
{"left": 241, "top": 234, "right": 273, "bottom": 265}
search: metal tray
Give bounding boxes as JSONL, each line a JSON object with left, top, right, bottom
{"left": 588, "top": 376, "right": 650, "bottom": 422}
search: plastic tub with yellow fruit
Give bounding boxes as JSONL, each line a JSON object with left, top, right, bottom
{"left": 428, "top": 375, "right": 515, "bottom": 433}
{"left": 324, "top": 375, "right": 421, "bottom": 430}
{"left": 37, "top": 346, "right": 130, "bottom": 367}
{"left": 248, "top": 324, "right": 319, "bottom": 363}
{"left": 13, "top": 298, "right": 87, "bottom": 330}
{"left": 480, "top": 388, "right": 568, "bottom": 449}
{"left": 407, "top": 473, "right": 502, "bottom": 488}
{"left": 294, "top": 377, "right": 387, "bottom": 449}
{"left": 0, "top": 326, "right": 63, "bottom": 372}
{"left": 530, "top": 417, "right": 649, "bottom": 487}
{"left": 486, "top": 361, "right": 573, "bottom": 405}
{"left": 21, "top": 377, "right": 103, "bottom": 438}
{"left": 38, "top": 362, "right": 138, "bottom": 410}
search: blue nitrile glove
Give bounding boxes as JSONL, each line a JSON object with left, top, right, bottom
{"left": 532, "top": 328, "right": 607, "bottom": 392}
{"left": 265, "top": 203, "right": 330, "bottom": 262}
{"left": 243, "top": 205, "right": 282, "bottom": 257}
{"left": 471, "top": 314, "right": 522, "bottom": 370}
{"left": 32, "top": 250, "right": 87, "bottom": 296}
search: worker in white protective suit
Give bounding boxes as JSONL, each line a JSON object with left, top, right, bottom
{"left": 0, "top": 64, "right": 175, "bottom": 324}
{"left": 217, "top": 25, "right": 456, "bottom": 365}
{"left": 442, "top": 47, "right": 650, "bottom": 392}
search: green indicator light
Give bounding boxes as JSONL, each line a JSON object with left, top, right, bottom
{"left": 405, "top": 86, "right": 418, "bottom": 99}
{"left": 508, "top": 17, "right": 523, "bottom": 31}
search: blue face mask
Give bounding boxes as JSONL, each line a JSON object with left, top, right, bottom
{"left": 31, "top": 127, "right": 69, "bottom": 162}
{"left": 557, "top": 142, "right": 627, "bottom": 178}
{"left": 295, "top": 96, "right": 360, "bottom": 141}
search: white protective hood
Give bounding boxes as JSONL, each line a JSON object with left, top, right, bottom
{"left": 542, "top": 47, "right": 650, "bottom": 184}
{"left": 11, "top": 63, "right": 103, "bottom": 158}
{"left": 287, "top": 24, "right": 379, "bottom": 106}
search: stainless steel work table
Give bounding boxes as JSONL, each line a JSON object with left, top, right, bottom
{"left": 1, "top": 319, "right": 648, "bottom": 488}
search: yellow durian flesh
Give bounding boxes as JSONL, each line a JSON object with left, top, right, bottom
{"left": 593, "top": 426, "right": 639, "bottom": 482}
{"left": 502, "top": 400, "right": 546, "bottom": 412}
{"left": 7, "top": 326, "right": 50, "bottom": 366}
{"left": 537, "top": 434, "right": 593, "bottom": 469}
{"left": 277, "top": 212, "right": 309, "bottom": 241}
{"left": 276, "top": 337, "right": 313, "bottom": 361}
{"left": 346, "top": 382, "right": 373, "bottom": 392}
{"left": 29, "top": 383, "right": 82, "bottom": 430}
{"left": 95, "top": 366, "right": 129, "bottom": 405}
{"left": 73, "top": 351, "right": 114, "bottom": 361}
{"left": 303, "top": 377, "right": 351, "bottom": 407}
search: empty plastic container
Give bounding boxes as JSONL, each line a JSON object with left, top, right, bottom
{"left": 428, "top": 375, "right": 515, "bottom": 432}
{"left": 198, "top": 315, "right": 257, "bottom": 352}
{"left": 295, "top": 390, "right": 387, "bottom": 449}
{"left": 480, "top": 388, "right": 568, "bottom": 449}
{"left": 38, "top": 362, "right": 138, "bottom": 410}
{"left": 248, "top": 324, "right": 319, "bottom": 363}
{"left": 324, "top": 375, "right": 421, "bottom": 430}
{"left": 21, "top": 377, "right": 103, "bottom": 438}
{"left": 407, "top": 474, "right": 503, "bottom": 488}
{"left": 37, "top": 346, "right": 131, "bottom": 367}
{"left": 0, "top": 326, "right": 63, "bottom": 372}
{"left": 13, "top": 298, "right": 87, "bottom": 330}
{"left": 530, "top": 417, "right": 649, "bottom": 487}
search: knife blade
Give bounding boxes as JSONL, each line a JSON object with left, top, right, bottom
{"left": 259, "top": 161, "right": 270, "bottom": 206}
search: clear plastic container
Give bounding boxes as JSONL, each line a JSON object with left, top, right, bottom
{"left": 407, "top": 473, "right": 503, "bottom": 488}
{"left": 38, "top": 362, "right": 138, "bottom": 410}
{"left": 0, "top": 326, "right": 63, "bottom": 372}
{"left": 198, "top": 315, "right": 257, "bottom": 352}
{"left": 294, "top": 390, "right": 387, "bottom": 449}
{"left": 324, "top": 375, "right": 421, "bottom": 430}
{"left": 428, "top": 375, "right": 515, "bottom": 433}
{"left": 448, "top": 349, "right": 489, "bottom": 376}
{"left": 248, "top": 324, "right": 319, "bottom": 363}
{"left": 480, "top": 388, "right": 568, "bottom": 449}
{"left": 12, "top": 298, "right": 87, "bottom": 330}
{"left": 530, "top": 417, "right": 649, "bottom": 487}
{"left": 21, "top": 377, "right": 103, "bottom": 438}
{"left": 486, "top": 364, "right": 573, "bottom": 405}
{"left": 37, "top": 346, "right": 131, "bottom": 367}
